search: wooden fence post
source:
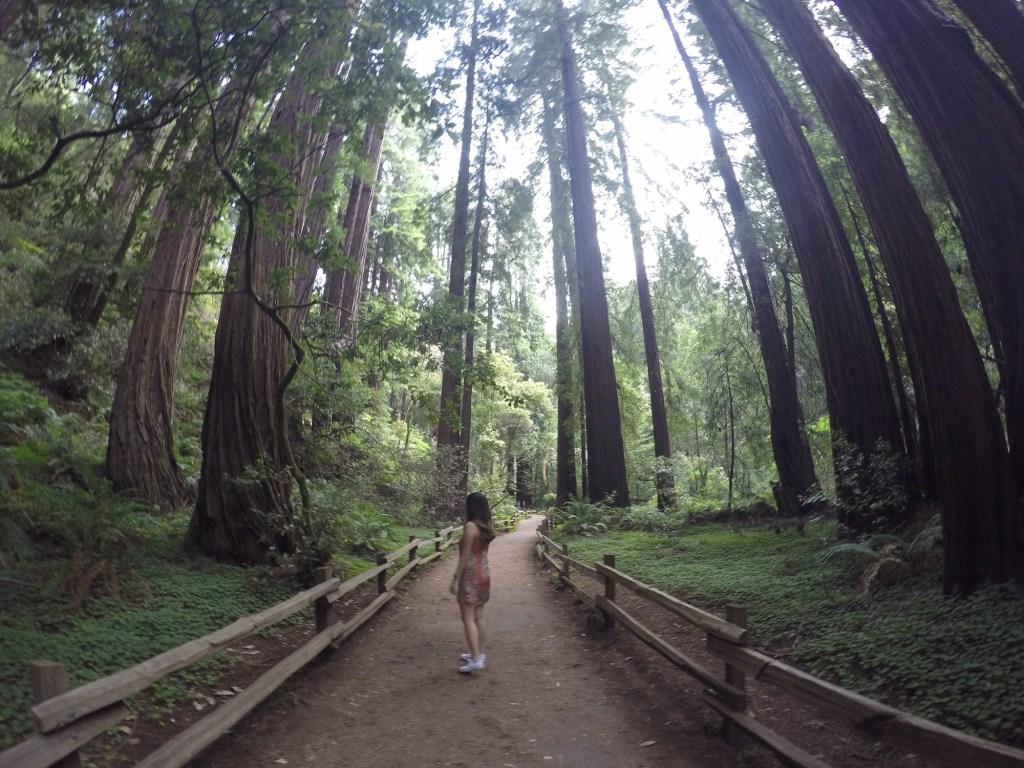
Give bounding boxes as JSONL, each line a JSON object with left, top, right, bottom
{"left": 434, "top": 530, "right": 441, "bottom": 554}
{"left": 314, "top": 566, "right": 332, "bottom": 634}
{"left": 722, "top": 604, "right": 749, "bottom": 741}
{"left": 602, "top": 554, "right": 616, "bottom": 629}
{"left": 376, "top": 552, "right": 388, "bottom": 594}
{"left": 409, "top": 535, "right": 418, "bottom": 566}
{"left": 31, "top": 661, "right": 81, "bottom": 768}
{"left": 561, "top": 543, "right": 570, "bottom": 581}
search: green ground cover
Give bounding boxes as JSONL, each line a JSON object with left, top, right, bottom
{"left": 0, "top": 513, "right": 442, "bottom": 749}
{"left": 562, "top": 523, "right": 1024, "bottom": 746}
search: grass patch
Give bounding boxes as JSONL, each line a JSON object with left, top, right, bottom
{"left": 563, "top": 522, "right": 1024, "bottom": 746}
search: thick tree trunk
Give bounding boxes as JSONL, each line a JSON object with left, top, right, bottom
{"left": 607, "top": 103, "right": 674, "bottom": 509}
{"left": 950, "top": 0, "right": 1024, "bottom": 99}
{"left": 106, "top": 170, "right": 219, "bottom": 509}
{"left": 555, "top": 0, "right": 630, "bottom": 506}
{"left": 435, "top": 0, "right": 479, "bottom": 511}
{"left": 542, "top": 99, "right": 578, "bottom": 507}
{"left": 459, "top": 127, "right": 488, "bottom": 490}
{"left": 659, "top": 0, "right": 817, "bottom": 514}
{"left": 691, "top": 0, "right": 902, "bottom": 494}
{"left": 187, "top": 62, "right": 326, "bottom": 562}
{"left": 833, "top": 0, "right": 1024, "bottom": 591}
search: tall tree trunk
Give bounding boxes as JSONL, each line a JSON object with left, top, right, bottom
{"left": 542, "top": 98, "right": 578, "bottom": 507}
{"left": 459, "top": 125, "right": 489, "bottom": 490}
{"left": 64, "top": 132, "right": 162, "bottom": 327}
{"left": 106, "top": 113, "right": 243, "bottom": 509}
{"left": 186, "top": 59, "right": 327, "bottom": 562}
{"left": 555, "top": 0, "right": 630, "bottom": 506}
{"left": 607, "top": 101, "right": 674, "bottom": 509}
{"left": 659, "top": 0, "right": 817, "bottom": 514}
{"left": 691, "top": 0, "right": 903, "bottom": 513}
{"left": 761, "top": 1, "right": 1018, "bottom": 567}
{"left": 833, "top": 0, "right": 1024, "bottom": 590}
{"left": 435, "top": 0, "right": 479, "bottom": 510}
{"left": 950, "top": 0, "right": 1024, "bottom": 99}
{"left": 324, "top": 122, "right": 386, "bottom": 342}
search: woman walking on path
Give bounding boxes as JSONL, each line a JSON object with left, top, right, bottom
{"left": 450, "top": 492, "right": 494, "bottom": 673}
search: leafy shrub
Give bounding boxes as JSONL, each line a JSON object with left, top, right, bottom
{"left": 821, "top": 514, "right": 942, "bottom": 593}
{"left": 831, "top": 435, "right": 910, "bottom": 533}
{"left": 553, "top": 498, "right": 608, "bottom": 537}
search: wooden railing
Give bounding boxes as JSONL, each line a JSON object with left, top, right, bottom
{"left": 534, "top": 516, "right": 1024, "bottom": 768}
{"left": 1, "top": 524, "right": 470, "bottom": 768}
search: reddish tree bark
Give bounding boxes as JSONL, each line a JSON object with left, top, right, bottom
{"left": 541, "top": 98, "right": 578, "bottom": 507}
{"left": 950, "top": 0, "right": 1024, "bottom": 99}
{"left": 459, "top": 126, "right": 489, "bottom": 490}
{"left": 833, "top": 0, "right": 1024, "bottom": 590}
{"left": 658, "top": 0, "right": 818, "bottom": 516}
{"left": 435, "top": 0, "right": 479, "bottom": 509}
{"left": 324, "top": 122, "right": 386, "bottom": 342}
{"left": 607, "top": 102, "right": 674, "bottom": 509}
{"left": 691, "top": 0, "right": 902, "bottom": 495}
{"left": 64, "top": 133, "right": 160, "bottom": 327}
{"left": 556, "top": 0, "right": 630, "bottom": 506}
{"left": 187, "top": 61, "right": 328, "bottom": 562}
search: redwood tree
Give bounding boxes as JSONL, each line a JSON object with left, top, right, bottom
{"left": 950, "top": 0, "right": 1024, "bottom": 99}
{"left": 541, "top": 97, "right": 578, "bottom": 507}
{"left": 607, "top": 98, "right": 674, "bottom": 509}
{"left": 832, "top": 0, "right": 1024, "bottom": 589}
{"left": 459, "top": 125, "right": 489, "bottom": 489}
{"left": 435, "top": 0, "right": 480, "bottom": 508}
{"left": 324, "top": 121, "right": 386, "bottom": 341}
{"left": 555, "top": 0, "right": 629, "bottom": 506}
{"left": 657, "top": 0, "right": 817, "bottom": 515}
{"left": 690, "top": 0, "right": 903, "bottom": 510}
{"left": 187, "top": 57, "right": 333, "bottom": 561}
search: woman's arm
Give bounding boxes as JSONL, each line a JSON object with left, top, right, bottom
{"left": 449, "top": 522, "right": 477, "bottom": 593}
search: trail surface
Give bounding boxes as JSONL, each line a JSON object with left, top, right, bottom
{"left": 195, "top": 515, "right": 737, "bottom": 768}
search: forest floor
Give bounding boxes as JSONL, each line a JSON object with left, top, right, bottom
{"left": 188, "top": 514, "right": 745, "bottom": 768}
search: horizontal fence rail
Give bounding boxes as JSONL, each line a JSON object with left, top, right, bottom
{"left": 0, "top": 514, "right": 540, "bottom": 768}
{"left": 535, "top": 515, "right": 1024, "bottom": 768}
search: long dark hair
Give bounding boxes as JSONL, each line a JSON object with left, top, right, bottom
{"left": 465, "top": 492, "right": 496, "bottom": 543}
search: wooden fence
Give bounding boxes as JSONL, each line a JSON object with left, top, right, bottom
{"left": 534, "top": 516, "right": 1024, "bottom": 768}
{"left": 0, "top": 519, "right": 494, "bottom": 768}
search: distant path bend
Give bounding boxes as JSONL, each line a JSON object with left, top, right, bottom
{"left": 195, "top": 515, "right": 736, "bottom": 768}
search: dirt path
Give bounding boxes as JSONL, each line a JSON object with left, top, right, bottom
{"left": 193, "top": 515, "right": 738, "bottom": 768}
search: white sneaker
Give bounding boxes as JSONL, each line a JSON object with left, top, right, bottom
{"left": 459, "top": 656, "right": 486, "bottom": 673}
{"left": 460, "top": 652, "right": 486, "bottom": 663}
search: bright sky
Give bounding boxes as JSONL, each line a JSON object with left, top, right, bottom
{"left": 407, "top": 1, "right": 746, "bottom": 328}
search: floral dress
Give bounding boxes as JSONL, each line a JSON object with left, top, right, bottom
{"left": 457, "top": 525, "right": 491, "bottom": 606}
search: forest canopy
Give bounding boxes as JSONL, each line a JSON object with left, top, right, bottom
{"left": 1, "top": 0, "right": 1023, "bottom": 603}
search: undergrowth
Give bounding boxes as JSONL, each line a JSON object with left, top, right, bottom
{"left": 563, "top": 523, "right": 1024, "bottom": 747}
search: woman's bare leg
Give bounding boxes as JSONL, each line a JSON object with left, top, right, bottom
{"left": 474, "top": 604, "right": 487, "bottom": 654}
{"left": 460, "top": 603, "right": 481, "bottom": 659}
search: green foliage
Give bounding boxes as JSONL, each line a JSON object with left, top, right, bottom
{"left": 0, "top": 513, "right": 295, "bottom": 748}
{"left": 828, "top": 436, "right": 911, "bottom": 533}
{"left": 552, "top": 498, "right": 609, "bottom": 537}
{"left": 565, "top": 525, "right": 1024, "bottom": 746}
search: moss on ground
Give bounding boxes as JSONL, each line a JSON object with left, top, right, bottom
{"left": 563, "top": 522, "right": 1024, "bottom": 746}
